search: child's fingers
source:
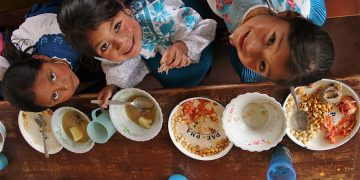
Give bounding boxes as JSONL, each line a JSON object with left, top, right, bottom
{"left": 179, "top": 54, "right": 189, "bottom": 67}
{"left": 160, "top": 51, "right": 168, "bottom": 65}
{"left": 166, "top": 49, "right": 176, "bottom": 65}
{"left": 101, "top": 96, "right": 110, "bottom": 109}
{"left": 97, "top": 89, "right": 111, "bottom": 109}
{"left": 169, "top": 51, "right": 182, "bottom": 68}
{"left": 97, "top": 95, "right": 108, "bottom": 108}
{"left": 185, "top": 56, "right": 192, "bottom": 67}
{"left": 161, "top": 49, "right": 175, "bottom": 65}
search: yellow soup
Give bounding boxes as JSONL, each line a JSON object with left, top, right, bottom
{"left": 62, "top": 110, "right": 90, "bottom": 143}
{"left": 125, "top": 96, "right": 156, "bottom": 128}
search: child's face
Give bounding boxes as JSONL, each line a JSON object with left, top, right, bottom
{"left": 88, "top": 9, "right": 142, "bottom": 62}
{"left": 230, "top": 15, "right": 292, "bottom": 81}
{"left": 32, "top": 60, "right": 79, "bottom": 107}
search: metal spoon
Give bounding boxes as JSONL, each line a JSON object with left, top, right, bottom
{"left": 34, "top": 114, "right": 49, "bottom": 158}
{"left": 91, "top": 96, "right": 154, "bottom": 110}
{"left": 289, "top": 86, "right": 308, "bottom": 131}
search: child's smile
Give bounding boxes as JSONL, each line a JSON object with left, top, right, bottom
{"left": 88, "top": 9, "right": 142, "bottom": 63}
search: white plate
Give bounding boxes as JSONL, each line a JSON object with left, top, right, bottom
{"left": 168, "top": 97, "right": 233, "bottom": 161}
{"left": 51, "top": 107, "right": 94, "bottom": 153}
{"left": 109, "top": 88, "right": 163, "bottom": 141}
{"left": 222, "top": 93, "right": 287, "bottom": 152}
{"left": 283, "top": 79, "right": 360, "bottom": 150}
{"left": 18, "top": 109, "right": 63, "bottom": 154}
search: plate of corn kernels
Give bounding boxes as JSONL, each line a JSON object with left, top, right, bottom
{"left": 168, "top": 97, "right": 233, "bottom": 160}
{"left": 283, "top": 79, "right": 360, "bottom": 150}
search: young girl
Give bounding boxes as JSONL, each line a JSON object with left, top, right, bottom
{"left": 1, "top": 2, "right": 86, "bottom": 111}
{"left": 207, "top": 0, "right": 334, "bottom": 85}
{"left": 2, "top": 53, "right": 79, "bottom": 112}
{"left": 57, "top": 0, "right": 217, "bottom": 107}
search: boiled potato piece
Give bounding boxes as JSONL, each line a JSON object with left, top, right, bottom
{"left": 138, "top": 116, "right": 153, "bottom": 129}
{"left": 69, "top": 126, "right": 83, "bottom": 141}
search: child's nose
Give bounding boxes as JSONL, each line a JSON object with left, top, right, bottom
{"left": 113, "top": 36, "right": 129, "bottom": 50}
{"left": 246, "top": 40, "right": 263, "bottom": 57}
{"left": 56, "top": 79, "right": 69, "bottom": 91}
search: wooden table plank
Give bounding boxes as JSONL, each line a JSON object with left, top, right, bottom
{"left": 0, "top": 76, "right": 359, "bottom": 179}
{"left": 326, "top": 0, "right": 360, "bottom": 18}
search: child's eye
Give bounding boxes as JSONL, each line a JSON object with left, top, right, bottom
{"left": 259, "top": 61, "right": 266, "bottom": 72}
{"left": 52, "top": 91, "right": 59, "bottom": 100}
{"left": 50, "top": 72, "right": 57, "bottom": 81}
{"left": 114, "top": 22, "right": 121, "bottom": 33}
{"left": 101, "top": 43, "right": 110, "bottom": 51}
{"left": 268, "top": 33, "right": 276, "bottom": 46}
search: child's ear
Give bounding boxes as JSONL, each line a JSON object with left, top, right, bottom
{"left": 124, "top": 8, "right": 132, "bottom": 16}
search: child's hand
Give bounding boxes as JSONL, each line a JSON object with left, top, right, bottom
{"left": 97, "top": 84, "right": 118, "bottom": 109}
{"left": 160, "top": 41, "right": 191, "bottom": 69}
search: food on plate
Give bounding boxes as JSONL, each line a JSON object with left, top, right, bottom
{"left": 138, "top": 116, "right": 152, "bottom": 129}
{"left": 69, "top": 126, "right": 83, "bottom": 142}
{"left": 19, "top": 109, "right": 64, "bottom": 154}
{"left": 171, "top": 99, "right": 230, "bottom": 157}
{"left": 125, "top": 95, "right": 156, "bottom": 129}
{"left": 62, "top": 110, "right": 90, "bottom": 143}
{"left": 22, "top": 109, "right": 53, "bottom": 132}
{"left": 338, "top": 95, "right": 357, "bottom": 116}
{"left": 288, "top": 83, "right": 358, "bottom": 144}
{"left": 320, "top": 83, "right": 342, "bottom": 104}
{"left": 323, "top": 96, "right": 357, "bottom": 143}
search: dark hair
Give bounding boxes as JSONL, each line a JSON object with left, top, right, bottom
{"left": 58, "top": 0, "right": 125, "bottom": 56}
{"left": 1, "top": 42, "right": 47, "bottom": 112}
{"left": 278, "top": 17, "right": 334, "bottom": 86}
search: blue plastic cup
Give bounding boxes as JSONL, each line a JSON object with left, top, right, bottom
{"left": 0, "top": 152, "right": 8, "bottom": 170}
{"left": 169, "top": 174, "right": 187, "bottom": 180}
{"left": 87, "top": 108, "right": 116, "bottom": 144}
{"left": 267, "top": 144, "right": 296, "bottom": 180}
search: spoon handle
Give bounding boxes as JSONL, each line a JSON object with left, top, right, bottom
{"left": 35, "top": 115, "right": 49, "bottom": 158}
{"left": 289, "top": 86, "right": 300, "bottom": 108}
{"left": 91, "top": 100, "right": 129, "bottom": 105}
{"left": 41, "top": 128, "right": 49, "bottom": 158}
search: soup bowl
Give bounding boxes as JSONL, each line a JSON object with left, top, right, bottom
{"left": 109, "top": 88, "right": 163, "bottom": 141}
{"left": 222, "top": 93, "right": 287, "bottom": 152}
{"left": 51, "top": 107, "right": 94, "bottom": 153}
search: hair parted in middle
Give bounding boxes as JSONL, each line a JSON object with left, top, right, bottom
{"left": 58, "top": 0, "right": 127, "bottom": 57}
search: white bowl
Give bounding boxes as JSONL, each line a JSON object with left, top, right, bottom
{"left": 109, "top": 88, "right": 163, "bottom": 141}
{"left": 51, "top": 107, "right": 94, "bottom": 153}
{"left": 222, "top": 93, "right": 287, "bottom": 152}
{"left": 18, "top": 109, "right": 63, "bottom": 154}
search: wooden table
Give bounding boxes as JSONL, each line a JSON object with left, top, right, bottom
{"left": 0, "top": 76, "right": 359, "bottom": 179}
